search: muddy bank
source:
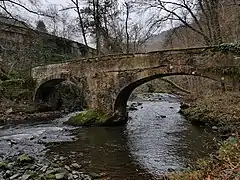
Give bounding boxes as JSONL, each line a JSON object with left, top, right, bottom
{"left": 0, "top": 111, "right": 63, "bottom": 126}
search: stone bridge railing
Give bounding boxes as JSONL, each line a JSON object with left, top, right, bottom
{"left": 31, "top": 45, "right": 240, "bottom": 121}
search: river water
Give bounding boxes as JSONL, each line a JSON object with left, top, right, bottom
{"left": 0, "top": 93, "right": 217, "bottom": 179}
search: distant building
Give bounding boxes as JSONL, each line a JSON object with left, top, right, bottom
{"left": 0, "top": 14, "right": 30, "bottom": 28}
{"left": 0, "top": 15, "right": 95, "bottom": 74}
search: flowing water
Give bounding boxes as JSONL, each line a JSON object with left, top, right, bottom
{"left": 0, "top": 93, "right": 217, "bottom": 179}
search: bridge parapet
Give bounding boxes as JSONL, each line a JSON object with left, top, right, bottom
{"left": 31, "top": 46, "right": 240, "bottom": 123}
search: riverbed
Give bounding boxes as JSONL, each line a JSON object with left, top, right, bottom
{"left": 0, "top": 93, "right": 217, "bottom": 179}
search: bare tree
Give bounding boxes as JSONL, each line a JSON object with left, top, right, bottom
{"left": 60, "top": 1, "right": 89, "bottom": 48}
{"left": 70, "top": 0, "right": 88, "bottom": 48}
{"left": 81, "top": 0, "right": 122, "bottom": 54}
{"left": 124, "top": 2, "right": 130, "bottom": 53}
{"left": 92, "top": 0, "right": 101, "bottom": 55}
{"left": 0, "top": 0, "right": 50, "bottom": 21}
{"left": 132, "top": 0, "right": 227, "bottom": 45}
{"left": 129, "top": 22, "right": 159, "bottom": 52}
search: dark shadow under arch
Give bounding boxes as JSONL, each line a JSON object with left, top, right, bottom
{"left": 34, "top": 77, "right": 85, "bottom": 111}
{"left": 114, "top": 73, "right": 218, "bottom": 117}
{"left": 34, "top": 78, "right": 66, "bottom": 105}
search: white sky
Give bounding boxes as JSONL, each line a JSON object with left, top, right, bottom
{"left": 44, "top": 0, "right": 125, "bottom": 7}
{"left": 45, "top": 0, "right": 68, "bottom": 6}
{"left": 38, "top": 0, "right": 129, "bottom": 46}
{"left": 3, "top": 0, "right": 168, "bottom": 46}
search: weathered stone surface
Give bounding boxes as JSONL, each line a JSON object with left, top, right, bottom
{"left": 65, "top": 110, "right": 109, "bottom": 126}
{"left": 17, "top": 154, "right": 34, "bottom": 164}
{"left": 31, "top": 47, "right": 240, "bottom": 124}
{"left": 0, "top": 154, "right": 94, "bottom": 180}
{"left": 21, "top": 174, "right": 31, "bottom": 180}
{"left": 70, "top": 163, "right": 81, "bottom": 169}
{"left": 64, "top": 165, "right": 71, "bottom": 171}
{"left": 10, "top": 173, "right": 20, "bottom": 180}
{"left": 5, "top": 108, "right": 13, "bottom": 114}
{"left": 55, "top": 172, "right": 66, "bottom": 179}
{"left": 40, "top": 165, "right": 49, "bottom": 172}
{"left": 0, "top": 161, "right": 8, "bottom": 170}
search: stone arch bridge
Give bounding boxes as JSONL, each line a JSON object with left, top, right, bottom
{"left": 31, "top": 46, "right": 240, "bottom": 123}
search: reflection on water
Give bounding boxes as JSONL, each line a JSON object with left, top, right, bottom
{"left": 48, "top": 126, "right": 153, "bottom": 179}
{"left": 47, "top": 93, "right": 217, "bottom": 179}
{"left": 0, "top": 93, "right": 217, "bottom": 179}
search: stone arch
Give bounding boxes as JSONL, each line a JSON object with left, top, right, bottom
{"left": 114, "top": 72, "right": 218, "bottom": 118}
{"left": 33, "top": 73, "right": 83, "bottom": 110}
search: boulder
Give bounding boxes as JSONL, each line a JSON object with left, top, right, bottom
{"left": 64, "top": 110, "right": 110, "bottom": 126}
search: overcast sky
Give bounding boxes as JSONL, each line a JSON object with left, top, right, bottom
{"left": 45, "top": 0, "right": 68, "bottom": 6}
{"left": 44, "top": 0, "right": 125, "bottom": 7}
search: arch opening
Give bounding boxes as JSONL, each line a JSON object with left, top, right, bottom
{"left": 34, "top": 78, "right": 86, "bottom": 112}
{"left": 114, "top": 73, "right": 219, "bottom": 117}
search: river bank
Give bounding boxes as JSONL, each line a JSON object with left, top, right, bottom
{"left": 0, "top": 153, "right": 94, "bottom": 180}
{"left": 0, "top": 110, "right": 63, "bottom": 126}
{"left": 0, "top": 93, "right": 220, "bottom": 180}
{"left": 0, "top": 78, "right": 82, "bottom": 126}
{"left": 180, "top": 91, "right": 240, "bottom": 135}
{"left": 168, "top": 91, "right": 240, "bottom": 180}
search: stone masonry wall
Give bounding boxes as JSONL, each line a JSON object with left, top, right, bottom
{"left": 32, "top": 47, "right": 240, "bottom": 119}
{"left": 0, "top": 21, "right": 95, "bottom": 77}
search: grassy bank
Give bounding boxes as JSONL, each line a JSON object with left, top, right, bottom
{"left": 168, "top": 91, "right": 240, "bottom": 179}
{"left": 181, "top": 91, "right": 240, "bottom": 135}
{"left": 168, "top": 136, "right": 240, "bottom": 180}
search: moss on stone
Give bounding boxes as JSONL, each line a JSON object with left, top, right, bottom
{"left": 17, "top": 154, "right": 34, "bottom": 164}
{"left": 0, "top": 161, "right": 8, "bottom": 169}
{"left": 65, "top": 110, "right": 110, "bottom": 126}
{"left": 46, "top": 173, "right": 56, "bottom": 179}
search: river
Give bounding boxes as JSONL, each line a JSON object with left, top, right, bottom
{"left": 0, "top": 93, "right": 217, "bottom": 179}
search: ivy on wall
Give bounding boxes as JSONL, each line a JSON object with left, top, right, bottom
{"left": 216, "top": 42, "right": 240, "bottom": 54}
{"left": 212, "top": 42, "right": 240, "bottom": 78}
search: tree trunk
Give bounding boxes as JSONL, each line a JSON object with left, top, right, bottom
{"left": 125, "top": 2, "right": 130, "bottom": 53}
{"left": 75, "top": 1, "right": 88, "bottom": 48}
{"left": 234, "top": 0, "right": 240, "bottom": 41}
{"left": 93, "top": 0, "right": 101, "bottom": 55}
{"left": 209, "top": 0, "right": 222, "bottom": 44}
{"left": 70, "top": 0, "right": 88, "bottom": 54}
